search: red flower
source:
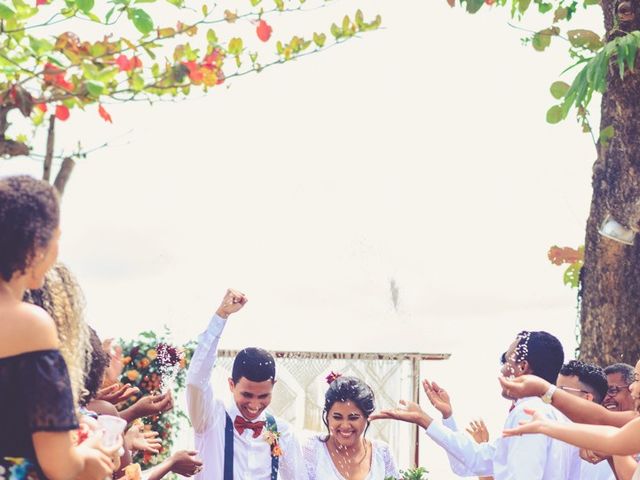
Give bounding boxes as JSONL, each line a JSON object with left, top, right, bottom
{"left": 115, "top": 55, "right": 131, "bottom": 72}
{"left": 256, "top": 20, "right": 272, "bottom": 42}
{"left": 36, "top": 0, "right": 47, "bottom": 5}
{"left": 36, "top": 103, "right": 47, "bottom": 113}
{"left": 55, "top": 104, "right": 70, "bottom": 121}
{"left": 325, "top": 371, "right": 342, "bottom": 385}
{"left": 98, "top": 104, "right": 112, "bottom": 123}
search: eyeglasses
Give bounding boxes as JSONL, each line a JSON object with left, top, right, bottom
{"left": 606, "top": 385, "right": 630, "bottom": 396}
{"left": 558, "top": 386, "right": 591, "bottom": 396}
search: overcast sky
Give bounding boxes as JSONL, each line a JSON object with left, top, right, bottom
{"left": 1, "top": 0, "right": 603, "bottom": 476}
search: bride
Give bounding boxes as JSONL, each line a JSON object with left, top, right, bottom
{"left": 303, "top": 374, "right": 398, "bottom": 480}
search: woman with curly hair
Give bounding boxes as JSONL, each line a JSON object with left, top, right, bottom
{"left": 24, "top": 263, "right": 93, "bottom": 408}
{"left": 303, "top": 374, "right": 399, "bottom": 479}
{"left": 0, "top": 175, "right": 117, "bottom": 480}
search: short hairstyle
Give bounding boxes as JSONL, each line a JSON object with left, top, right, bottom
{"left": 81, "top": 327, "right": 109, "bottom": 406}
{"left": 231, "top": 347, "right": 276, "bottom": 383}
{"left": 514, "top": 331, "right": 564, "bottom": 384}
{"left": 0, "top": 175, "right": 59, "bottom": 281}
{"left": 604, "top": 363, "right": 635, "bottom": 385}
{"left": 560, "top": 360, "right": 609, "bottom": 404}
{"left": 322, "top": 375, "right": 376, "bottom": 441}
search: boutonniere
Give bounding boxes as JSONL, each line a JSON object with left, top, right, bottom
{"left": 263, "top": 424, "right": 283, "bottom": 457}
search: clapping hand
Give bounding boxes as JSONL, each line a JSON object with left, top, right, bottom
{"left": 423, "top": 379, "right": 453, "bottom": 419}
{"left": 466, "top": 419, "right": 490, "bottom": 444}
{"left": 216, "top": 289, "right": 248, "bottom": 319}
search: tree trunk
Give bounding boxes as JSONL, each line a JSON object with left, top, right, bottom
{"left": 579, "top": 0, "right": 640, "bottom": 366}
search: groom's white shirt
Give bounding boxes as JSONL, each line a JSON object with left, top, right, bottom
{"left": 186, "top": 314, "right": 307, "bottom": 480}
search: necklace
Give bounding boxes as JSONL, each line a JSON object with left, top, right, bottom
{"left": 329, "top": 436, "right": 368, "bottom": 465}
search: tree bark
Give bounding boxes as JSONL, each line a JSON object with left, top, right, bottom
{"left": 579, "top": 0, "right": 640, "bottom": 366}
{"left": 42, "top": 115, "right": 55, "bottom": 182}
{"left": 53, "top": 156, "right": 75, "bottom": 196}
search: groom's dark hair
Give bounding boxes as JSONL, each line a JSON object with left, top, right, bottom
{"left": 515, "top": 330, "right": 564, "bottom": 384}
{"left": 231, "top": 347, "right": 276, "bottom": 383}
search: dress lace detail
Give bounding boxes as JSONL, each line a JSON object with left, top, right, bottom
{"left": 0, "top": 350, "right": 78, "bottom": 468}
{"left": 303, "top": 434, "right": 399, "bottom": 479}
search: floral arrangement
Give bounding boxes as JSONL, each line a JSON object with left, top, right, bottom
{"left": 118, "top": 329, "right": 195, "bottom": 469}
{"left": 385, "top": 467, "right": 429, "bottom": 480}
{"left": 263, "top": 423, "right": 283, "bottom": 458}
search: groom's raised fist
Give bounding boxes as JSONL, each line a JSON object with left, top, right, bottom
{"left": 216, "top": 288, "right": 248, "bottom": 319}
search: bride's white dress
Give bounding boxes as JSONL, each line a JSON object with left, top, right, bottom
{"left": 633, "top": 464, "right": 640, "bottom": 480}
{"left": 303, "top": 434, "right": 399, "bottom": 480}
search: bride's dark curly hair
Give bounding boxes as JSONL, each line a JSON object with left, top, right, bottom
{"left": 322, "top": 375, "right": 376, "bottom": 441}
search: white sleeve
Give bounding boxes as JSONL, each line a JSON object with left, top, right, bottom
{"left": 440, "top": 415, "right": 481, "bottom": 476}
{"left": 278, "top": 423, "right": 309, "bottom": 480}
{"left": 379, "top": 441, "right": 399, "bottom": 478}
{"left": 185, "top": 314, "right": 227, "bottom": 433}
{"left": 301, "top": 435, "right": 320, "bottom": 480}
{"left": 425, "top": 420, "right": 495, "bottom": 476}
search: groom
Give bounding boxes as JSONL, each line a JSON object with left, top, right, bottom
{"left": 186, "top": 289, "right": 307, "bottom": 480}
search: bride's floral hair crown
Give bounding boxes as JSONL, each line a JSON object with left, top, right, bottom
{"left": 325, "top": 371, "right": 342, "bottom": 385}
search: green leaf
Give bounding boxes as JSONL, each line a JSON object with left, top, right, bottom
{"left": 518, "top": 0, "right": 532, "bottom": 14}
{"left": 76, "top": 0, "right": 94, "bottom": 14}
{"left": 131, "top": 73, "right": 144, "bottom": 91}
{"left": 465, "top": 0, "right": 483, "bottom": 13}
{"left": 532, "top": 31, "right": 552, "bottom": 51}
{"left": 274, "top": 0, "right": 283, "bottom": 10}
{"left": 86, "top": 80, "right": 104, "bottom": 97}
{"left": 553, "top": 6, "right": 568, "bottom": 22}
{"left": 550, "top": 81, "right": 570, "bottom": 99}
{"left": 568, "top": 29, "right": 603, "bottom": 52}
{"left": 546, "top": 105, "right": 564, "bottom": 124}
{"left": 599, "top": 125, "right": 615, "bottom": 147}
{"left": 105, "top": 6, "right": 115, "bottom": 22}
{"left": 537, "top": 1, "right": 552, "bottom": 13}
{"left": 250, "top": 0, "right": 261, "bottom": 5}
{"left": 563, "top": 262, "right": 582, "bottom": 288}
{"left": 227, "top": 37, "right": 243, "bottom": 55}
{"left": 206, "top": 28, "right": 218, "bottom": 45}
{"left": 313, "top": 32, "right": 326, "bottom": 48}
{"left": 28, "top": 36, "right": 53, "bottom": 56}
{"left": 330, "top": 23, "right": 341, "bottom": 39}
{"left": 131, "top": 8, "right": 154, "bottom": 35}
{"left": 0, "top": 2, "right": 16, "bottom": 19}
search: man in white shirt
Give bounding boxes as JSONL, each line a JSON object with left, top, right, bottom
{"left": 556, "top": 360, "right": 615, "bottom": 480}
{"left": 371, "top": 330, "right": 581, "bottom": 479}
{"left": 186, "top": 289, "right": 308, "bottom": 480}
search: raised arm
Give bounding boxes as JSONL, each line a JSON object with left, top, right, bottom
{"left": 186, "top": 289, "right": 247, "bottom": 433}
{"left": 498, "top": 375, "right": 636, "bottom": 427}
{"left": 503, "top": 408, "right": 640, "bottom": 456}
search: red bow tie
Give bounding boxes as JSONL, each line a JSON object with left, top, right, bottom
{"left": 234, "top": 415, "right": 266, "bottom": 438}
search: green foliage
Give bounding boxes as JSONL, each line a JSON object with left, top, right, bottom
{"left": 548, "top": 245, "right": 584, "bottom": 289}
{"left": 0, "top": 0, "right": 381, "bottom": 157}
{"left": 118, "top": 330, "right": 196, "bottom": 469}
{"left": 451, "top": 0, "right": 631, "bottom": 133}
{"left": 385, "top": 467, "right": 429, "bottom": 480}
